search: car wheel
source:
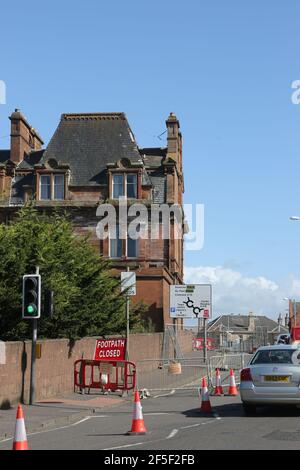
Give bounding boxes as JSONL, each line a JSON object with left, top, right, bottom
{"left": 242, "top": 403, "right": 256, "bottom": 416}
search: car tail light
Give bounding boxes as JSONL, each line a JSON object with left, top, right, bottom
{"left": 240, "top": 368, "right": 253, "bottom": 382}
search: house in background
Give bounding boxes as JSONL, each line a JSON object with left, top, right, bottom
{"left": 0, "top": 109, "right": 185, "bottom": 331}
{"left": 207, "top": 311, "right": 289, "bottom": 350}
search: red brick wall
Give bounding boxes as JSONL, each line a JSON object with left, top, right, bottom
{"left": 0, "top": 331, "right": 193, "bottom": 407}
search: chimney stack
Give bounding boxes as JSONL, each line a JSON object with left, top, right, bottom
{"left": 248, "top": 311, "right": 255, "bottom": 332}
{"left": 166, "top": 112, "right": 182, "bottom": 169}
{"left": 165, "top": 112, "right": 184, "bottom": 205}
{"left": 9, "top": 109, "right": 43, "bottom": 164}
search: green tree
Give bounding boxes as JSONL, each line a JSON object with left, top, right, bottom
{"left": 0, "top": 207, "right": 148, "bottom": 341}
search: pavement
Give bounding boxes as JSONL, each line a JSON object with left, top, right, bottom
{"left": 0, "top": 391, "right": 131, "bottom": 441}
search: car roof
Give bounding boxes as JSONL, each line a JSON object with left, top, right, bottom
{"left": 256, "top": 344, "right": 298, "bottom": 351}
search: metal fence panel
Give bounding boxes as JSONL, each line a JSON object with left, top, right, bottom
{"left": 136, "top": 353, "right": 253, "bottom": 393}
{"left": 136, "top": 358, "right": 208, "bottom": 392}
{"left": 208, "top": 353, "right": 253, "bottom": 386}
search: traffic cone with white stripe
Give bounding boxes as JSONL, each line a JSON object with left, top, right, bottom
{"left": 127, "top": 391, "right": 147, "bottom": 435}
{"left": 213, "top": 368, "right": 224, "bottom": 396}
{"left": 226, "top": 369, "right": 238, "bottom": 396}
{"left": 200, "top": 377, "right": 212, "bottom": 413}
{"left": 12, "top": 404, "right": 28, "bottom": 450}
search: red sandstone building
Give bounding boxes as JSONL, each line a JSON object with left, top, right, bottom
{"left": 0, "top": 110, "right": 185, "bottom": 331}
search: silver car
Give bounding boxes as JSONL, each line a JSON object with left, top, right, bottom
{"left": 240, "top": 345, "right": 300, "bottom": 414}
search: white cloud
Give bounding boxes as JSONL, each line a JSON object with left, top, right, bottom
{"left": 184, "top": 265, "right": 299, "bottom": 320}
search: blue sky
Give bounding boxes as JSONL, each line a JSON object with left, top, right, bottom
{"left": 1, "top": 0, "right": 300, "bottom": 317}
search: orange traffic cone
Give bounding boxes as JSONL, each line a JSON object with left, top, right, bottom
{"left": 213, "top": 368, "right": 224, "bottom": 396}
{"left": 226, "top": 369, "right": 238, "bottom": 396}
{"left": 127, "top": 391, "right": 147, "bottom": 435}
{"left": 200, "top": 377, "right": 212, "bottom": 413}
{"left": 12, "top": 404, "right": 28, "bottom": 450}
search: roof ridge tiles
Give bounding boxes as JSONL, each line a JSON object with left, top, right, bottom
{"left": 61, "top": 112, "right": 126, "bottom": 121}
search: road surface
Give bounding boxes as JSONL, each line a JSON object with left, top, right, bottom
{"left": 1, "top": 390, "right": 300, "bottom": 450}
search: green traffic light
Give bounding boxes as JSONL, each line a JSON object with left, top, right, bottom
{"left": 27, "top": 305, "right": 36, "bottom": 314}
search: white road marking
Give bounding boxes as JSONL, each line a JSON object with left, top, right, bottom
{"left": 144, "top": 412, "right": 172, "bottom": 416}
{"left": 167, "top": 429, "right": 178, "bottom": 439}
{"left": 104, "top": 417, "right": 222, "bottom": 450}
{"left": 87, "top": 415, "right": 108, "bottom": 418}
{"left": 0, "top": 415, "right": 109, "bottom": 443}
{"left": 104, "top": 442, "right": 144, "bottom": 450}
{"left": 153, "top": 390, "right": 176, "bottom": 399}
{"left": 180, "top": 423, "right": 201, "bottom": 430}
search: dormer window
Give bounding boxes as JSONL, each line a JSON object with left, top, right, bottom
{"left": 40, "top": 175, "right": 51, "bottom": 200}
{"left": 126, "top": 174, "right": 137, "bottom": 198}
{"left": 39, "top": 174, "right": 65, "bottom": 200}
{"left": 54, "top": 174, "right": 65, "bottom": 199}
{"left": 112, "top": 173, "right": 137, "bottom": 199}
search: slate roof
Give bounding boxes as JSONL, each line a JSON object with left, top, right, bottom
{"left": 139, "top": 148, "right": 167, "bottom": 203}
{"left": 40, "top": 113, "right": 143, "bottom": 186}
{"left": 10, "top": 173, "right": 35, "bottom": 205}
{"left": 0, "top": 113, "right": 169, "bottom": 205}
{"left": 149, "top": 173, "right": 166, "bottom": 203}
{"left": 208, "top": 314, "right": 289, "bottom": 333}
{"left": 17, "top": 149, "right": 45, "bottom": 170}
{"left": 0, "top": 150, "right": 10, "bottom": 164}
{"left": 140, "top": 147, "right": 166, "bottom": 168}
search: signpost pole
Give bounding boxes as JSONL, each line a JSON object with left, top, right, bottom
{"left": 203, "top": 317, "right": 208, "bottom": 364}
{"left": 121, "top": 268, "right": 136, "bottom": 363}
{"left": 126, "top": 266, "right": 130, "bottom": 361}
{"left": 126, "top": 294, "right": 130, "bottom": 361}
{"left": 29, "top": 266, "right": 39, "bottom": 405}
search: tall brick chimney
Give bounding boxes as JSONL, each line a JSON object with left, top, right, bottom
{"left": 165, "top": 112, "right": 184, "bottom": 205}
{"left": 9, "top": 109, "right": 43, "bottom": 164}
{"left": 166, "top": 112, "right": 182, "bottom": 170}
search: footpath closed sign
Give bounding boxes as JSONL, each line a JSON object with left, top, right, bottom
{"left": 93, "top": 338, "right": 126, "bottom": 361}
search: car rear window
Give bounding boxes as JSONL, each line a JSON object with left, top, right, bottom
{"left": 251, "top": 349, "right": 295, "bottom": 364}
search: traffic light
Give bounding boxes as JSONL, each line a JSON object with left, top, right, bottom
{"left": 22, "top": 274, "right": 41, "bottom": 319}
{"left": 44, "top": 289, "right": 54, "bottom": 317}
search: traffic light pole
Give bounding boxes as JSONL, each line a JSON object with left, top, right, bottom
{"left": 29, "top": 266, "right": 39, "bottom": 405}
{"left": 29, "top": 318, "right": 37, "bottom": 405}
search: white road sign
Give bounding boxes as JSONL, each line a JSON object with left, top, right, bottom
{"left": 121, "top": 272, "right": 136, "bottom": 296}
{"left": 170, "top": 284, "right": 212, "bottom": 319}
